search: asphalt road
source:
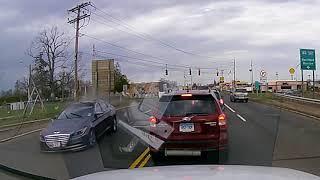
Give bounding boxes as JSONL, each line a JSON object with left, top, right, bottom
{"left": 0, "top": 97, "right": 320, "bottom": 179}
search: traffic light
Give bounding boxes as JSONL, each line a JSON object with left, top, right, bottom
{"left": 198, "top": 69, "right": 200, "bottom": 76}
{"left": 165, "top": 64, "right": 168, "bottom": 75}
{"left": 189, "top": 68, "right": 192, "bottom": 75}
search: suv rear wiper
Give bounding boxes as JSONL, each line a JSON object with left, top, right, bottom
{"left": 185, "top": 112, "right": 209, "bottom": 116}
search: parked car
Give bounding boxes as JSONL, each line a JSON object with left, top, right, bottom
{"left": 149, "top": 90, "right": 228, "bottom": 161}
{"left": 40, "top": 100, "right": 117, "bottom": 152}
{"left": 230, "top": 88, "right": 249, "bottom": 103}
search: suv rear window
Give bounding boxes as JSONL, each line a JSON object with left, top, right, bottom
{"left": 159, "top": 95, "right": 217, "bottom": 117}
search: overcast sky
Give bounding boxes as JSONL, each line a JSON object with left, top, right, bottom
{"left": 1, "top": 0, "right": 320, "bottom": 90}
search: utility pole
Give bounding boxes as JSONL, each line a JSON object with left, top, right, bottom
{"left": 249, "top": 60, "right": 253, "bottom": 93}
{"left": 301, "top": 70, "right": 304, "bottom": 97}
{"left": 93, "top": 44, "right": 96, "bottom": 59}
{"left": 233, "top": 58, "right": 236, "bottom": 90}
{"left": 313, "top": 70, "right": 315, "bottom": 98}
{"left": 68, "top": 2, "right": 91, "bottom": 101}
{"left": 275, "top": 72, "right": 279, "bottom": 93}
{"left": 96, "top": 61, "right": 99, "bottom": 98}
{"left": 28, "top": 64, "right": 32, "bottom": 102}
{"left": 108, "top": 60, "right": 111, "bottom": 102}
{"left": 61, "top": 66, "right": 67, "bottom": 101}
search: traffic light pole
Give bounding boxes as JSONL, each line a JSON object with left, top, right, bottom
{"left": 313, "top": 70, "right": 315, "bottom": 98}
{"left": 301, "top": 70, "right": 304, "bottom": 97}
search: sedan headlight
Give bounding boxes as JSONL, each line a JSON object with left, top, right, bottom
{"left": 74, "top": 127, "right": 88, "bottom": 137}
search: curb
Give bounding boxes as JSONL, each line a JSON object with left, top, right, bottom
{"left": 0, "top": 118, "right": 50, "bottom": 129}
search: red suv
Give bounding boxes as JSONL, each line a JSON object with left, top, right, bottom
{"left": 149, "top": 90, "right": 228, "bottom": 161}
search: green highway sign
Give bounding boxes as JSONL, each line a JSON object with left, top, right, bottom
{"left": 300, "top": 49, "right": 316, "bottom": 70}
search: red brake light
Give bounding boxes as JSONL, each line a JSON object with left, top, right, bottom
{"left": 149, "top": 116, "right": 158, "bottom": 124}
{"left": 218, "top": 114, "right": 226, "bottom": 126}
{"left": 181, "top": 94, "right": 192, "bottom": 97}
{"left": 219, "top": 99, "right": 224, "bottom": 105}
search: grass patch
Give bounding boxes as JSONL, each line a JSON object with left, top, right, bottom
{"left": 249, "top": 92, "right": 276, "bottom": 102}
{"left": 0, "top": 101, "right": 68, "bottom": 127}
{"left": 0, "top": 98, "right": 135, "bottom": 127}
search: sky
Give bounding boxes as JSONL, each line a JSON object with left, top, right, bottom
{"left": 1, "top": 0, "right": 320, "bottom": 90}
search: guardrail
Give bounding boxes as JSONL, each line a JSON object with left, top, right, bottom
{"left": 274, "top": 93, "right": 320, "bottom": 105}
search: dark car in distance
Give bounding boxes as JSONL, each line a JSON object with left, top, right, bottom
{"left": 40, "top": 100, "right": 117, "bottom": 152}
{"left": 149, "top": 90, "right": 228, "bottom": 160}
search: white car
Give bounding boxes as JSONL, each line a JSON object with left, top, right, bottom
{"left": 230, "top": 89, "right": 249, "bottom": 103}
{"left": 73, "top": 165, "right": 319, "bottom": 180}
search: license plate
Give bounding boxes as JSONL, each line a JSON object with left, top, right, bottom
{"left": 52, "top": 141, "right": 61, "bottom": 148}
{"left": 179, "top": 123, "right": 194, "bottom": 132}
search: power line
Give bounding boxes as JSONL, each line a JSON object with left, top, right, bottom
{"left": 82, "top": 33, "right": 231, "bottom": 70}
{"left": 90, "top": 4, "right": 231, "bottom": 60}
{"left": 95, "top": 50, "right": 186, "bottom": 68}
{"left": 81, "top": 51, "right": 182, "bottom": 71}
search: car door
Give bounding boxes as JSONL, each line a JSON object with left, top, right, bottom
{"left": 94, "top": 102, "right": 105, "bottom": 136}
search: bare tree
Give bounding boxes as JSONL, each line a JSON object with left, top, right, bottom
{"left": 28, "top": 26, "right": 70, "bottom": 98}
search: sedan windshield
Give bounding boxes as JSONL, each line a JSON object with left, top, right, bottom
{"left": 57, "top": 104, "right": 94, "bottom": 119}
{"left": 235, "top": 89, "right": 247, "bottom": 93}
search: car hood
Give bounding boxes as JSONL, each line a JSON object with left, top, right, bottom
{"left": 41, "top": 118, "right": 90, "bottom": 135}
{"left": 73, "top": 165, "right": 319, "bottom": 180}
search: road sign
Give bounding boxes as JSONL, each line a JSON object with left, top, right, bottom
{"left": 260, "top": 70, "right": 267, "bottom": 85}
{"left": 289, "top": 68, "right": 295, "bottom": 75}
{"left": 300, "top": 49, "right": 316, "bottom": 70}
{"left": 255, "top": 81, "right": 260, "bottom": 89}
{"left": 260, "top": 70, "right": 267, "bottom": 77}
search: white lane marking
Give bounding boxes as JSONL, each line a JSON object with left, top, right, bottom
{"left": 224, "top": 104, "right": 235, "bottom": 113}
{"left": 236, "top": 114, "right": 247, "bottom": 122}
{"left": 144, "top": 109, "right": 151, "bottom": 114}
{"left": 0, "top": 128, "right": 43, "bottom": 143}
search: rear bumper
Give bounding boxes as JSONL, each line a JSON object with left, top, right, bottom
{"left": 150, "top": 139, "right": 228, "bottom": 153}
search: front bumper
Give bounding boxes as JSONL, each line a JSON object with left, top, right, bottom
{"left": 40, "top": 135, "right": 90, "bottom": 152}
{"left": 235, "top": 96, "right": 248, "bottom": 100}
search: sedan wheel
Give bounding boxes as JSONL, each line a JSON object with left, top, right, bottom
{"left": 89, "top": 130, "right": 96, "bottom": 146}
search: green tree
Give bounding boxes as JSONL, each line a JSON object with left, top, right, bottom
{"left": 28, "top": 26, "right": 70, "bottom": 99}
{"left": 114, "top": 62, "right": 129, "bottom": 93}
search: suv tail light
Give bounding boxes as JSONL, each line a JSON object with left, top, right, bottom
{"left": 149, "top": 116, "right": 158, "bottom": 126}
{"left": 218, "top": 114, "right": 226, "bottom": 126}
